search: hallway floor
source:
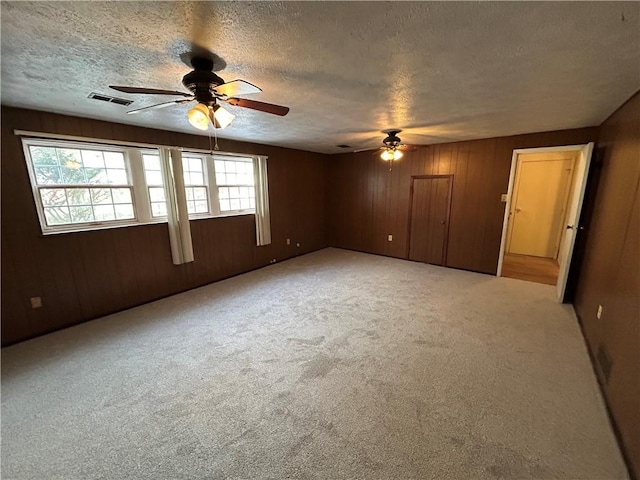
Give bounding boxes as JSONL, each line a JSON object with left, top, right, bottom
{"left": 502, "top": 253, "right": 560, "bottom": 286}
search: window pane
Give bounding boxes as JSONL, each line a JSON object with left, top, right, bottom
{"left": 85, "top": 168, "right": 108, "bottom": 184}
{"left": 40, "top": 188, "right": 67, "bottom": 206}
{"left": 30, "top": 147, "right": 58, "bottom": 166}
{"left": 220, "top": 199, "right": 230, "bottom": 211}
{"left": 189, "top": 172, "right": 204, "bottom": 185}
{"left": 60, "top": 163, "right": 88, "bottom": 184}
{"left": 230, "top": 187, "right": 240, "bottom": 198}
{"left": 219, "top": 187, "right": 229, "bottom": 199}
{"left": 57, "top": 149, "right": 82, "bottom": 168}
{"left": 240, "top": 198, "right": 250, "bottom": 209}
{"left": 249, "top": 198, "right": 255, "bottom": 209}
{"left": 35, "top": 166, "right": 61, "bottom": 185}
{"left": 188, "top": 157, "right": 202, "bottom": 172}
{"left": 112, "top": 188, "right": 132, "bottom": 204}
{"left": 229, "top": 198, "right": 240, "bottom": 210}
{"left": 185, "top": 187, "right": 194, "bottom": 201}
{"left": 149, "top": 187, "right": 165, "bottom": 202}
{"left": 44, "top": 207, "right": 70, "bottom": 225}
{"left": 215, "top": 160, "right": 225, "bottom": 173}
{"left": 107, "top": 169, "right": 128, "bottom": 185}
{"left": 226, "top": 173, "right": 237, "bottom": 184}
{"left": 194, "top": 201, "right": 208, "bottom": 213}
{"left": 226, "top": 161, "right": 236, "bottom": 173}
{"left": 104, "top": 151, "right": 125, "bottom": 169}
{"left": 94, "top": 204, "right": 115, "bottom": 221}
{"left": 80, "top": 150, "right": 104, "bottom": 168}
{"left": 66, "top": 188, "right": 90, "bottom": 205}
{"left": 193, "top": 187, "right": 207, "bottom": 200}
{"left": 91, "top": 188, "right": 112, "bottom": 204}
{"left": 151, "top": 202, "right": 166, "bottom": 217}
{"left": 114, "top": 204, "right": 135, "bottom": 220}
{"left": 145, "top": 170, "right": 163, "bottom": 186}
{"left": 69, "top": 206, "right": 94, "bottom": 223}
{"left": 143, "top": 155, "right": 160, "bottom": 171}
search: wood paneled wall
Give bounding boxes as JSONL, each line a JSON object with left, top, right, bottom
{"left": 1, "top": 107, "right": 328, "bottom": 346}
{"left": 573, "top": 92, "right": 640, "bottom": 478}
{"left": 328, "top": 128, "right": 598, "bottom": 274}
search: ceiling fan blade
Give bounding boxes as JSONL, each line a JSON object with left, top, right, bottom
{"left": 214, "top": 80, "right": 262, "bottom": 97}
{"left": 126, "top": 99, "right": 194, "bottom": 115}
{"left": 399, "top": 144, "right": 417, "bottom": 151}
{"left": 225, "top": 97, "right": 290, "bottom": 116}
{"left": 110, "top": 85, "right": 193, "bottom": 97}
{"left": 353, "top": 146, "right": 382, "bottom": 153}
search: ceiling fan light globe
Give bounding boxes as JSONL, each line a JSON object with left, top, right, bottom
{"left": 187, "top": 103, "right": 210, "bottom": 130}
{"left": 381, "top": 149, "right": 393, "bottom": 161}
{"left": 393, "top": 149, "right": 403, "bottom": 160}
{"left": 212, "top": 105, "right": 235, "bottom": 129}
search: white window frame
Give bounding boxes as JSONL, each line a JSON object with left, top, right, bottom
{"left": 22, "top": 138, "right": 145, "bottom": 234}
{"left": 21, "top": 136, "right": 261, "bottom": 235}
{"left": 209, "top": 154, "right": 257, "bottom": 216}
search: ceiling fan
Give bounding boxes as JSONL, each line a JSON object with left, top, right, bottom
{"left": 356, "top": 129, "right": 417, "bottom": 160}
{"left": 109, "top": 55, "right": 289, "bottom": 131}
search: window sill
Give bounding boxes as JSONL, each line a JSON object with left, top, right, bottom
{"left": 40, "top": 210, "right": 256, "bottom": 236}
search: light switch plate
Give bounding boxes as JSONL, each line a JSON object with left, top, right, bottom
{"left": 501, "top": 194, "right": 508, "bottom": 202}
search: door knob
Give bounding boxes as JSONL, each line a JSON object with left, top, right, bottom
{"left": 440, "top": 220, "right": 446, "bottom": 224}
{"left": 566, "top": 225, "right": 574, "bottom": 230}
{"left": 515, "top": 208, "right": 522, "bottom": 213}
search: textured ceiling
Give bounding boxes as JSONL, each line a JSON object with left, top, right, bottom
{"left": 1, "top": 2, "right": 639, "bottom": 154}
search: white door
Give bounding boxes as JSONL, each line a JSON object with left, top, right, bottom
{"left": 507, "top": 157, "right": 575, "bottom": 257}
{"left": 557, "top": 142, "right": 594, "bottom": 301}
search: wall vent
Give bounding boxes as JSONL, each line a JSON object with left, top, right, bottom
{"left": 336, "top": 144, "right": 352, "bottom": 149}
{"left": 596, "top": 344, "right": 613, "bottom": 383}
{"left": 88, "top": 92, "right": 133, "bottom": 106}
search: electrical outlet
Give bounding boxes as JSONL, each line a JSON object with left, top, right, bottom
{"left": 286, "top": 238, "right": 291, "bottom": 245}
{"left": 501, "top": 194, "right": 508, "bottom": 202}
{"left": 270, "top": 259, "right": 276, "bottom": 264}
{"left": 30, "top": 297, "right": 42, "bottom": 309}
{"left": 388, "top": 234, "right": 393, "bottom": 241}
{"left": 597, "top": 304, "right": 603, "bottom": 319}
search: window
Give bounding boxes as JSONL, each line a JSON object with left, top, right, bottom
{"left": 214, "top": 157, "right": 255, "bottom": 212}
{"left": 182, "top": 156, "right": 209, "bottom": 214}
{"left": 22, "top": 137, "right": 260, "bottom": 234}
{"left": 26, "top": 142, "right": 135, "bottom": 229}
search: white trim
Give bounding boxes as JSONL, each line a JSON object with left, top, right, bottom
{"left": 496, "top": 143, "right": 593, "bottom": 301}
{"left": 496, "top": 143, "right": 587, "bottom": 281}
{"left": 14, "top": 129, "right": 254, "bottom": 158}
{"left": 496, "top": 150, "right": 520, "bottom": 277}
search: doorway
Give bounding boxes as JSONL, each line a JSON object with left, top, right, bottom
{"left": 497, "top": 143, "right": 594, "bottom": 301}
{"left": 408, "top": 175, "right": 453, "bottom": 266}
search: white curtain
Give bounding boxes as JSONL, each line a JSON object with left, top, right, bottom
{"left": 159, "top": 147, "right": 194, "bottom": 265}
{"left": 253, "top": 156, "right": 271, "bottom": 246}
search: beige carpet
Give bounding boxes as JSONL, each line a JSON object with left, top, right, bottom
{"left": 1, "top": 248, "right": 627, "bottom": 479}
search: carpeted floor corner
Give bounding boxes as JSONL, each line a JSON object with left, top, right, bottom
{"left": 1, "top": 248, "right": 628, "bottom": 479}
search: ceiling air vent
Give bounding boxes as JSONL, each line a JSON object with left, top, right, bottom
{"left": 88, "top": 92, "right": 133, "bottom": 106}
{"left": 337, "top": 144, "right": 352, "bottom": 149}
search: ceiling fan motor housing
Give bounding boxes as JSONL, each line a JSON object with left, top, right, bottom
{"left": 383, "top": 129, "right": 402, "bottom": 147}
{"left": 182, "top": 57, "right": 225, "bottom": 106}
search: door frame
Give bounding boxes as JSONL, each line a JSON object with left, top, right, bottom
{"left": 406, "top": 174, "right": 454, "bottom": 265}
{"left": 496, "top": 144, "right": 589, "bottom": 280}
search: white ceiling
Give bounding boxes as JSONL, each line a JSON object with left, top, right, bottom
{"left": 1, "top": 2, "right": 639, "bottom": 154}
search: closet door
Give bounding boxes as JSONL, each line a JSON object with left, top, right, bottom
{"left": 408, "top": 176, "right": 452, "bottom": 266}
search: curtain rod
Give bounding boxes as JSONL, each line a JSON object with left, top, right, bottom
{"left": 13, "top": 129, "right": 265, "bottom": 158}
